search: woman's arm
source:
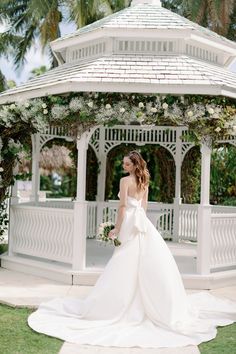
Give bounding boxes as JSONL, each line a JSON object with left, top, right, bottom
{"left": 141, "top": 187, "right": 149, "bottom": 212}
{"left": 109, "top": 177, "right": 128, "bottom": 236}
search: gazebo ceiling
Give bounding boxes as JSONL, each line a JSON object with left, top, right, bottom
{"left": 0, "top": 55, "right": 236, "bottom": 103}
{"left": 0, "top": 0, "right": 236, "bottom": 103}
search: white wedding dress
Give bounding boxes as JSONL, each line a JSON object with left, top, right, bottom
{"left": 28, "top": 195, "right": 236, "bottom": 348}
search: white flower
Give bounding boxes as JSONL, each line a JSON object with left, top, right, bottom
{"left": 233, "top": 125, "right": 236, "bottom": 132}
{"left": 215, "top": 127, "right": 221, "bottom": 133}
{"left": 138, "top": 102, "right": 144, "bottom": 109}
{"left": 119, "top": 107, "right": 126, "bottom": 113}
{"left": 43, "top": 109, "right": 48, "bottom": 115}
{"left": 24, "top": 101, "right": 30, "bottom": 108}
{"left": 207, "top": 107, "right": 214, "bottom": 115}
{"left": 9, "top": 103, "right": 16, "bottom": 110}
{"left": 224, "top": 122, "right": 230, "bottom": 129}
{"left": 51, "top": 105, "right": 69, "bottom": 120}
{"left": 105, "top": 104, "right": 111, "bottom": 109}
{"left": 69, "top": 98, "right": 83, "bottom": 112}
{"left": 42, "top": 103, "right": 47, "bottom": 109}
{"left": 162, "top": 102, "right": 168, "bottom": 110}
{"left": 150, "top": 107, "right": 157, "bottom": 113}
{"left": 87, "top": 101, "right": 93, "bottom": 108}
{"left": 0, "top": 167, "right": 4, "bottom": 173}
{"left": 187, "top": 111, "right": 193, "bottom": 117}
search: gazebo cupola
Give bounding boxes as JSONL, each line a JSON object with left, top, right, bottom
{"left": 0, "top": 0, "right": 236, "bottom": 102}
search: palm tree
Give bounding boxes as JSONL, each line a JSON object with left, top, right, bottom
{"left": 0, "top": 0, "right": 129, "bottom": 68}
{"left": 29, "top": 65, "right": 48, "bottom": 78}
{"left": 182, "top": 0, "right": 236, "bottom": 37}
{"left": 0, "top": 0, "right": 62, "bottom": 67}
{"left": 0, "top": 70, "right": 7, "bottom": 92}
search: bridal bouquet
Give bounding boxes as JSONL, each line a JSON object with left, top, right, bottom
{"left": 97, "top": 221, "right": 121, "bottom": 247}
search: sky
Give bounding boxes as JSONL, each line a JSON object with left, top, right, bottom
{"left": 0, "top": 21, "right": 76, "bottom": 85}
{"left": 0, "top": 21, "right": 236, "bottom": 85}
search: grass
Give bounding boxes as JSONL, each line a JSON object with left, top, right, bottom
{"left": 0, "top": 302, "right": 235, "bottom": 354}
{"left": 0, "top": 303, "right": 63, "bottom": 354}
{"left": 199, "top": 323, "right": 236, "bottom": 354}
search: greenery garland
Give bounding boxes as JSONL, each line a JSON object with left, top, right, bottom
{"left": 0, "top": 92, "right": 236, "bottom": 234}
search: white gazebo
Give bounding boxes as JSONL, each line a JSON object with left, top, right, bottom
{"left": 1, "top": 0, "right": 236, "bottom": 288}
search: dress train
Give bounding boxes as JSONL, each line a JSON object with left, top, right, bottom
{"left": 28, "top": 196, "right": 236, "bottom": 348}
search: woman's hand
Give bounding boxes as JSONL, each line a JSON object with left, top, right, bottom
{"left": 108, "top": 228, "right": 119, "bottom": 239}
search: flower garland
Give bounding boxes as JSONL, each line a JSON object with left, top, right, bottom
{"left": 0, "top": 92, "right": 236, "bottom": 236}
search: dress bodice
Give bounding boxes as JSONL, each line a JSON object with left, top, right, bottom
{"left": 117, "top": 192, "right": 143, "bottom": 208}
{"left": 118, "top": 192, "right": 146, "bottom": 233}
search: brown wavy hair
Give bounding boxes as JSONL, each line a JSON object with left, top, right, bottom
{"left": 126, "top": 150, "right": 150, "bottom": 191}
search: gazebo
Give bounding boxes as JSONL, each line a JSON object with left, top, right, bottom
{"left": 0, "top": 0, "right": 236, "bottom": 288}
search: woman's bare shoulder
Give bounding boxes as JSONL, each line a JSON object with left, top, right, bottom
{"left": 120, "top": 176, "right": 131, "bottom": 184}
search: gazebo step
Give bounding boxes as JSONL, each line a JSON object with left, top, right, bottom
{"left": 166, "top": 241, "right": 197, "bottom": 257}
{"left": 1, "top": 253, "right": 235, "bottom": 289}
{"left": 72, "top": 268, "right": 236, "bottom": 290}
{"left": 0, "top": 254, "right": 73, "bottom": 284}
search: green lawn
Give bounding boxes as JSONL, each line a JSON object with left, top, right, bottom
{"left": 0, "top": 302, "right": 235, "bottom": 353}
{"left": 0, "top": 304, "right": 63, "bottom": 354}
{"left": 199, "top": 323, "right": 236, "bottom": 354}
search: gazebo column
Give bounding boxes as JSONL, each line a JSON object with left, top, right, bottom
{"left": 197, "top": 141, "right": 212, "bottom": 275}
{"left": 72, "top": 131, "right": 88, "bottom": 271}
{"left": 173, "top": 129, "right": 182, "bottom": 242}
{"left": 30, "top": 133, "right": 40, "bottom": 203}
{"left": 96, "top": 126, "right": 107, "bottom": 227}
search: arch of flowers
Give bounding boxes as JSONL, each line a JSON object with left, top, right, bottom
{"left": 0, "top": 92, "right": 236, "bottom": 238}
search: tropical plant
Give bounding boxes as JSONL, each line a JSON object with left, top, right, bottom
{"left": 29, "top": 65, "right": 48, "bottom": 78}
{"left": 0, "top": 70, "right": 7, "bottom": 92}
{"left": 0, "top": 0, "right": 130, "bottom": 68}
{"left": 0, "top": 0, "right": 62, "bottom": 67}
{"left": 182, "top": 0, "right": 236, "bottom": 38}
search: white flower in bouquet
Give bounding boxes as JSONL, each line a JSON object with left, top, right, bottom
{"left": 187, "top": 110, "right": 193, "bottom": 117}
{"left": 87, "top": 101, "right": 94, "bottom": 108}
{"left": 162, "top": 102, "right": 168, "bottom": 110}
{"left": 97, "top": 221, "right": 121, "bottom": 247}
{"left": 150, "top": 107, "right": 157, "bottom": 113}
{"left": 138, "top": 102, "right": 144, "bottom": 109}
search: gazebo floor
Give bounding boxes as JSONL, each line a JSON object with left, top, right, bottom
{"left": 0, "top": 239, "right": 235, "bottom": 289}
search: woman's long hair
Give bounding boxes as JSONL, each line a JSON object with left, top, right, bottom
{"left": 126, "top": 150, "right": 150, "bottom": 191}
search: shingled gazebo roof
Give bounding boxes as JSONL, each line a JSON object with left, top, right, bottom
{"left": 0, "top": 0, "right": 236, "bottom": 103}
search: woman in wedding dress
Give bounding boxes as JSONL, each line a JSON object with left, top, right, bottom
{"left": 28, "top": 150, "right": 236, "bottom": 348}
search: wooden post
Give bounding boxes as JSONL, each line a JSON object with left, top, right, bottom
{"left": 173, "top": 128, "right": 182, "bottom": 241}
{"left": 73, "top": 132, "right": 89, "bottom": 271}
{"left": 197, "top": 141, "right": 212, "bottom": 275}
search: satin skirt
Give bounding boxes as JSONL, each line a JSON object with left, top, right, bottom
{"left": 28, "top": 197, "right": 236, "bottom": 348}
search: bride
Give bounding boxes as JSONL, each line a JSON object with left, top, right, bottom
{"left": 28, "top": 150, "right": 236, "bottom": 348}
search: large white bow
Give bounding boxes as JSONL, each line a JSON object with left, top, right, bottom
{"left": 133, "top": 206, "right": 147, "bottom": 234}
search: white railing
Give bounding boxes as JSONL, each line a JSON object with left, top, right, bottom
{"left": 10, "top": 204, "right": 74, "bottom": 264}
{"left": 211, "top": 213, "right": 236, "bottom": 269}
{"left": 87, "top": 201, "right": 174, "bottom": 240}
{"left": 87, "top": 202, "right": 97, "bottom": 238}
{"left": 179, "top": 204, "right": 198, "bottom": 241}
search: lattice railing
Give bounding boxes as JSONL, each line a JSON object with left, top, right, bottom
{"left": 211, "top": 213, "right": 236, "bottom": 269}
{"left": 11, "top": 205, "right": 74, "bottom": 264}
